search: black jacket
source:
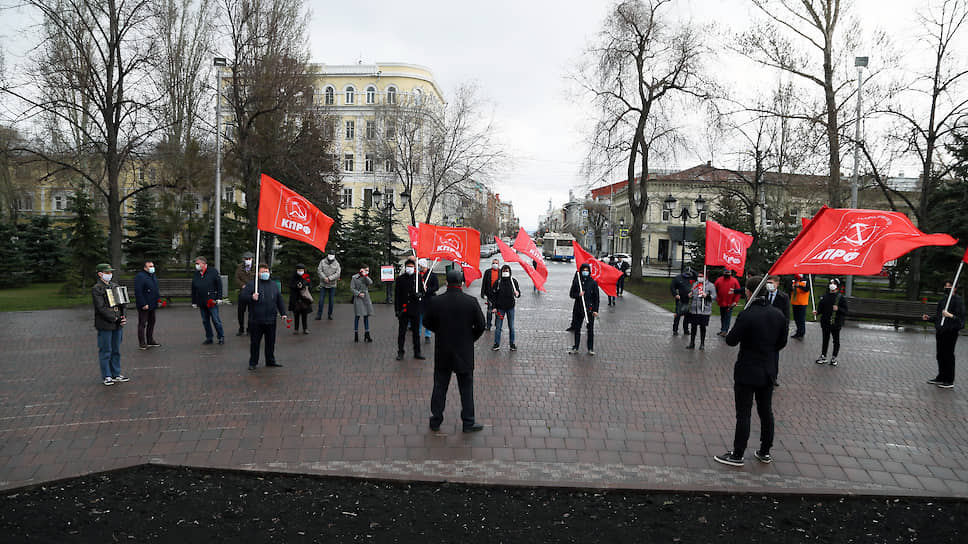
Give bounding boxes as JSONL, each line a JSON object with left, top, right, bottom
{"left": 570, "top": 273, "right": 600, "bottom": 315}
{"left": 480, "top": 268, "right": 500, "bottom": 299}
{"left": 289, "top": 271, "right": 312, "bottom": 313}
{"left": 423, "top": 286, "right": 486, "bottom": 373}
{"left": 394, "top": 271, "right": 425, "bottom": 315}
{"left": 766, "top": 289, "right": 790, "bottom": 320}
{"left": 191, "top": 267, "right": 222, "bottom": 306}
{"left": 418, "top": 270, "right": 440, "bottom": 311}
{"left": 133, "top": 270, "right": 160, "bottom": 310}
{"left": 490, "top": 276, "right": 520, "bottom": 311}
{"left": 670, "top": 272, "right": 693, "bottom": 299}
{"left": 927, "top": 292, "right": 966, "bottom": 333}
{"left": 239, "top": 278, "right": 287, "bottom": 324}
{"left": 92, "top": 279, "right": 126, "bottom": 331}
{"left": 725, "top": 297, "right": 788, "bottom": 387}
{"left": 817, "top": 291, "right": 847, "bottom": 328}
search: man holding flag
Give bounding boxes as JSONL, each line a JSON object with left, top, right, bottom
{"left": 922, "top": 248, "right": 968, "bottom": 389}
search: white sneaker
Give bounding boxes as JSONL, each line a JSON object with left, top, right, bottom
{"left": 568, "top": 347, "right": 579, "bottom": 354}
{"left": 815, "top": 355, "right": 827, "bottom": 365}
{"left": 113, "top": 375, "right": 130, "bottom": 382}
{"left": 829, "top": 357, "right": 838, "bottom": 366}
{"left": 103, "top": 377, "right": 114, "bottom": 386}
{"left": 588, "top": 350, "right": 595, "bottom": 356}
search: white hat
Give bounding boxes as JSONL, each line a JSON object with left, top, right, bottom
{"left": 417, "top": 258, "right": 429, "bottom": 268}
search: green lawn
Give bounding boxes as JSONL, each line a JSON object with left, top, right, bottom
{"left": 0, "top": 283, "right": 91, "bottom": 312}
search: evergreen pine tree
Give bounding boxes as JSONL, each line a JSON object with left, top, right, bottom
{"left": 341, "top": 205, "right": 392, "bottom": 272}
{"left": 0, "top": 220, "right": 28, "bottom": 288}
{"left": 125, "top": 191, "right": 171, "bottom": 272}
{"left": 66, "top": 191, "right": 107, "bottom": 292}
{"left": 19, "top": 215, "right": 68, "bottom": 282}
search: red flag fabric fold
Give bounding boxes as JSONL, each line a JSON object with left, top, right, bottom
{"left": 494, "top": 237, "right": 521, "bottom": 264}
{"left": 704, "top": 220, "right": 754, "bottom": 276}
{"left": 407, "top": 225, "right": 420, "bottom": 253}
{"left": 963, "top": 247, "right": 968, "bottom": 264}
{"left": 257, "top": 174, "right": 335, "bottom": 253}
{"left": 512, "top": 227, "right": 549, "bottom": 279}
{"left": 572, "top": 241, "right": 624, "bottom": 297}
{"left": 496, "top": 236, "right": 546, "bottom": 292}
{"left": 416, "top": 223, "right": 481, "bottom": 269}
{"left": 459, "top": 261, "right": 482, "bottom": 287}
{"left": 769, "top": 206, "right": 958, "bottom": 275}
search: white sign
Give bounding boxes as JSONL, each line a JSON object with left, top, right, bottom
{"left": 380, "top": 265, "right": 395, "bottom": 282}
{"left": 581, "top": 209, "right": 588, "bottom": 217}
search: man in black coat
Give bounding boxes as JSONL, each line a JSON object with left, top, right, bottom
{"left": 191, "top": 256, "right": 225, "bottom": 344}
{"left": 394, "top": 256, "right": 425, "bottom": 360}
{"left": 670, "top": 267, "right": 695, "bottom": 336}
{"left": 922, "top": 281, "right": 966, "bottom": 389}
{"left": 240, "top": 263, "right": 288, "bottom": 370}
{"left": 568, "top": 263, "right": 600, "bottom": 355}
{"left": 715, "top": 275, "right": 788, "bottom": 468}
{"left": 423, "top": 269, "right": 487, "bottom": 433}
{"left": 480, "top": 258, "right": 501, "bottom": 330}
{"left": 765, "top": 275, "right": 791, "bottom": 386}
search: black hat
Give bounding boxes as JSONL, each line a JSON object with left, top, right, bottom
{"left": 579, "top": 263, "right": 591, "bottom": 272}
{"left": 296, "top": 263, "right": 306, "bottom": 269}
{"left": 446, "top": 268, "right": 463, "bottom": 285}
{"left": 243, "top": 251, "right": 253, "bottom": 259}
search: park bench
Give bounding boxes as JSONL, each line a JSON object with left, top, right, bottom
{"left": 843, "top": 296, "right": 930, "bottom": 330}
{"left": 117, "top": 278, "right": 194, "bottom": 305}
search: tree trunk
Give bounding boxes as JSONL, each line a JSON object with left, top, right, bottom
{"left": 824, "top": 57, "right": 842, "bottom": 207}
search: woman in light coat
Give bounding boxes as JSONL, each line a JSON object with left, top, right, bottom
{"left": 686, "top": 271, "right": 717, "bottom": 350}
{"left": 351, "top": 265, "right": 374, "bottom": 343}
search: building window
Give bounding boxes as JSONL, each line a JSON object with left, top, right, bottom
{"left": 363, "top": 188, "right": 373, "bottom": 207}
{"left": 15, "top": 195, "right": 32, "bottom": 211}
{"left": 366, "top": 86, "right": 376, "bottom": 104}
{"left": 223, "top": 186, "right": 234, "bottom": 202}
{"left": 343, "top": 154, "right": 354, "bottom": 171}
{"left": 386, "top": 86, "right": 396, "bottom": 104}
{"left": 364, "top": 153, "right": 374, "bottom": 172}
{"left": 326, "top": 153, "right": 338, "bottom": 167}
{"left": 385, "top": 158, "right": 393, "bottom": 172}
{"left": 341, "top": 188, "right": 353, "bottom": 208}
{"left": 345, "top": 120, "right": 355, "bottom": 140}
{"left": 385, "top": 121, "right": 396, "bottom": 139}
{"left": 365, "top": 120, "right": 375, "bottom": 140}
{"left": 345, "top": 86, "right": 355, "bottom": 105}
{"left": 54, "top": 195, "right": 65, "bottom": 211}
{"left": 662, "top": 209, "right": 671, "bottom": 222}
{"left": 412, "top": 88, "right": 422, "bottom": 105}
{"left": 324, "top": 86, "right": 334, "bottom": 105}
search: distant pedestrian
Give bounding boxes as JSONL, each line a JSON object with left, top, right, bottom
{"left": 480, "top": 258, "right": 500, "bottom": 330}
{"left": 423, "top": 268, "right": 487, "bottom": 433}
{"left": 316, "top": 253, "right": 341, "bottom": 320}
{"left": 394, "top": 256, "right": 426, "bottom": 360}
{"left": 616, "top": 258, "right": 630, "bottom": 296}
{"left": 239, "top": 263, "right": 287, "bottom": 370}
{"left": 714, "top": 269, "right": 741, "bottom": 336}
{"left": 133, "top": 260, "right": 160, "bottom": 350}
{"left": 92, "top": 263, "right": 129, "bottom": 386}
{"left": 685, "top": 270, "right": 716, "bottom": 350}
{"left": 714, "top": 275, "right": 788, "bottom": 468}
{"left": 235, "top": 252, "right": 256, "bottom": 335}
{"left": 289, "top": 264, "right": 313, "bottom": 334}
{"left": 489, "top": 264, "right": 520, "bottom": 351}
{"left": 352, "top": 265, "right": 374, "bottom": 343}
{"left": 922, "top": 281, "right": 965, "bottom": 389}
{"left": 790, "top": 274, "right": 810, "bottom": 340}
{"left": 568, "top": 263, "right": 600, "bottom": 355}
{"left": 670, "top": 267, "right": 695, "bottom": 336}
{"left": 813, "top": 278, "right": 847, "bottom": 366}
{"left": 191, "top": 256, "right": 225, "bottom": 345}
{"left": 532, "top": 259, "right": 539, "bottom": 292}
{"left": 765, "top": 275, "right": 790, "bottom": 386}
{"left": 606, "top": 256, "right": 618, "bottom": 306}
{"left": 418, "top": 258, "right": 440, "bottom": 344}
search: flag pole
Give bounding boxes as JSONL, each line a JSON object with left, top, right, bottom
{"left": 576, "top": 271, "right": 589, "bottom": 323}
{"left": 808, "top": 274, "right": 816, "bottom": 320}
{"left": 423, "top": 258, "right": 440, "bottom": 291}
{"left": 743, "top": 274, "right": 771, "bottom": 310}
{"left": 941, "top": 261, "right": 964, "bottom": 327}
{"left": 254, "top": 230, "right": 261, "bottom": 294}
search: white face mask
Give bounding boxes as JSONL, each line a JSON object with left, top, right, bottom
{"left": 766, "top": 283, "right": 777, "bottom": 293}
{"left": 296, "top": 270, "right": 305, "bottom": 276}
{"left": 829, "top": 283, "right": 837, "bottom": 291}
{"left": 697, "top": 276, "right": 705, "bottom": 283}
{"left": 491, "top": 263, "right": 499, "bottom": 270}
{"left": 361, "top": 270, "right": 369, "bottom": 276}
{"left": 101, "top": 273, "right": 113, "bottom": 282}
{"left": 244, "top": 259, "right": 252, "bottom": 266}
{"left": 147, "top": 266, "right": 155, "bottom": 274}
{"left": 328, "top": 255, "right": 335, "bottom": 261}
{"left": 501, "top": 272, "right": 510, "bottom": 278}
{"left": 195, "top": 263, "right": 202, "bottom": 271}
{"left": 405, "top": 266, "right": 415, "bottom": 275}
{"left": 260, "top": 272, "right": 270, "bottom": 281}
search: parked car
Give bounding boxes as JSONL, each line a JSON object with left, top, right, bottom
{"left": 603, "top": 253, "right": 632, "bottom": 266}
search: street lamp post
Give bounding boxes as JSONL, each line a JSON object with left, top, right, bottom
{"left": 372, "top": 186, "right": 410, "bottom": 304}
{"left": 847, "top": 55, "right": 868, "bottom": 297}
{"left": 213, "top": 57, "right": 226, "bottom": 271}
{"left": 664, "top": 194, "right": 706, "bottom": 273}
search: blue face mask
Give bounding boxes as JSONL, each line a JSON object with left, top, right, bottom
{"left": 260, "top": 272, "right": 270, "bottom": 281}
{"left": 147, "top": 266, "right": 155, "bottom": 274}
{"left": 581, "top": 270, "right": 590, "bottom": 278}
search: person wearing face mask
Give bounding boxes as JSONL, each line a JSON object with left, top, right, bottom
{"left": 351, "top": 265, "right": 374, "bottom": 343}
{"left": 922, "top": 281, "right": 966, "bottom": 389}
{"left": 685, "top": 271, "right": 716, "bottom": 350}
{"left": 764, "top": 275, "right": 790, "bottom": 385}
{"left": 813, "top": 278, "right": 848, "bottom": 365}
{"left": 714, "top": 269, "right": 742, "bottom": 337}
{"left": 789, "top": 274, "right": 811, "bottom": 340}
{"left": 606, "top": 256, "right": 618, "bottom": 306}
{"left": 488, "top": 264, "right": 521, "bottom": 351}
{"left": 235, "top": 252, "right": 256, "bottom": 336}
{"left": 479, "top": 258, "right": 501, "bottom": 330}
{"left": 191, "top": 256, "right": 225, "bottom": 345}
{"left": 133, "top": 260, "right": 161, "bottom": 350}
{"left": 568, "top": 263, "right": 600, "bottom": 355}
{"left": 289, "top": 264, "right": 313, "bottom": 334}
{"left": 92, "top": 263, "right": 129, "bottom": 386}
{"left": 394, "top": 256, "right": 426, "bottom": 360}
{"left": 417, "top": 258, "right": 440, "bottom": 344}
{"left": 315, "top": 253, "right": 341, "bottom": 321}
{"left": 239, "top": 263, "right": 287, "bottom": 370}
{"left": 670, "top": 267, "right": 696, "bottom": 337}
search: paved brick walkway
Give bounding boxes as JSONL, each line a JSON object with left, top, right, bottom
{"left": 1, "top": 263, "right": 966, "bottom": 497}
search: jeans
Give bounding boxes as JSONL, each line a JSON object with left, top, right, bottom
{"left": 137, "top": 308, "right": 156, "bottom": 346}
{"left": 430, "top": 368, "right": 475, "bottom": 428}
{"left": 733, "top": 382, "right": 774, "bottom": 458}
{"left": 354, "top": 315, "right": 370, "bottom": 331}
{"left": 792, "top": 305, "right": 807, "bottom": 337}
{"left": 718, "top": 305, "right": 733, "bottom": 333}
{"left": 485, "top": 301, "right": 494, "bottom": 328}
{"left": 199, "top": 305, "right": 225, "bottom": 341}
{"left": 419, "top": 313, "right": 432, "bottom": 339}
{"left": 97, "top": 329, "right": 123, "bottom": 379}
{"left": 248, "top": 321, "right": 277, "bottom": 366}
{"left": 493, "top": 307, "right": 515, "bottom": 345}
{"left": 317, "top": 287, "right": 336, "bottom": 318}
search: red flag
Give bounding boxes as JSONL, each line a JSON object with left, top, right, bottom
{"left": 459, "top": 261, "right": 482, "bottom": 287}
{"left": 416, "top": 223, "right": 481, "bottom": 269}
{"left": 963, "top": 247, "right": 968, "bottom": 264}
{"left": 496, "top": 236, "right": 546, "bottom": 292}
{"left": 512, "top": 227, "right": 549, "bottom": 279}
{"left": 572, "top": 241, "right": 624, "bottom": 297}
{"left": 406, "top": 225, "right": 420, "bottom": 253}
{"left": 704, "top": 220, "right": 754, "bottom": 276}
{"left": 770, "top": 206, "right": 958, "bottom": 275}
{"left": 257, "top": 174, "right": 335, "bottom": 252}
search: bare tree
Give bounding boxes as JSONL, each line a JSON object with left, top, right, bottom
{"left": 377, "top": 82, "right": 503, "bottom": 226}
{"left": 578, "top": 0, "right": 709, "bottom": 278}
{"left": 1, "top": 0, "right": 163, "bottom": 269}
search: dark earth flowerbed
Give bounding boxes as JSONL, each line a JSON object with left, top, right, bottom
{"left": 1, "top": 465, "right": 966, "bottom": 543}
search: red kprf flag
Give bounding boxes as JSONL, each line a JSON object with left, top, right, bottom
{"left": 770, "top": 206, "right": 958, "bottom": 275}
{"left": 705, "top": 220, "right": 754, "bottom": 276}
{"left": 963, "top": 246, "right": 968, "bottom": 264}
{"left": 459, "top": 261, "right": 482, "bottom": 287}
{"left": 407, "top": 225, "right": 420, "bottom": 253}
{"left": 495, "top": 236, "right": 546, "bottom": 292}
{"left": 512, "top": 227, "right": 549, "bottom": 280}
{"left": 572, "top": 241, "right": 624, "bottom": 297}
{"left": 416, "top": 223, "right": 481, "bottom": 269}
{"left": 257, "top": 174, "right": 335, "bottom": 252}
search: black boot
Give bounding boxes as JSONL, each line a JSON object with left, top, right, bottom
{"left": 354, "top": 331, "right": 359, "bottom": 343}
{"left": 364, "top": 331, "right": 372, "bottom": 343}
{"left": 686, "top": 328, "right": 696, "bottom": 349}
{"left": 699, "top": 328, "right": 706, "bottom": 350}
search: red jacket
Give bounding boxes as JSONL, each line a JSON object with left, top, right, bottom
{"left": 714, "top": 275, "right": 741, "bottom": 308}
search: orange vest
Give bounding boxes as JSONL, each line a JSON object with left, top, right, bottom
{"left": 791, "top": 280, "right": 810, "bottom": 306}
